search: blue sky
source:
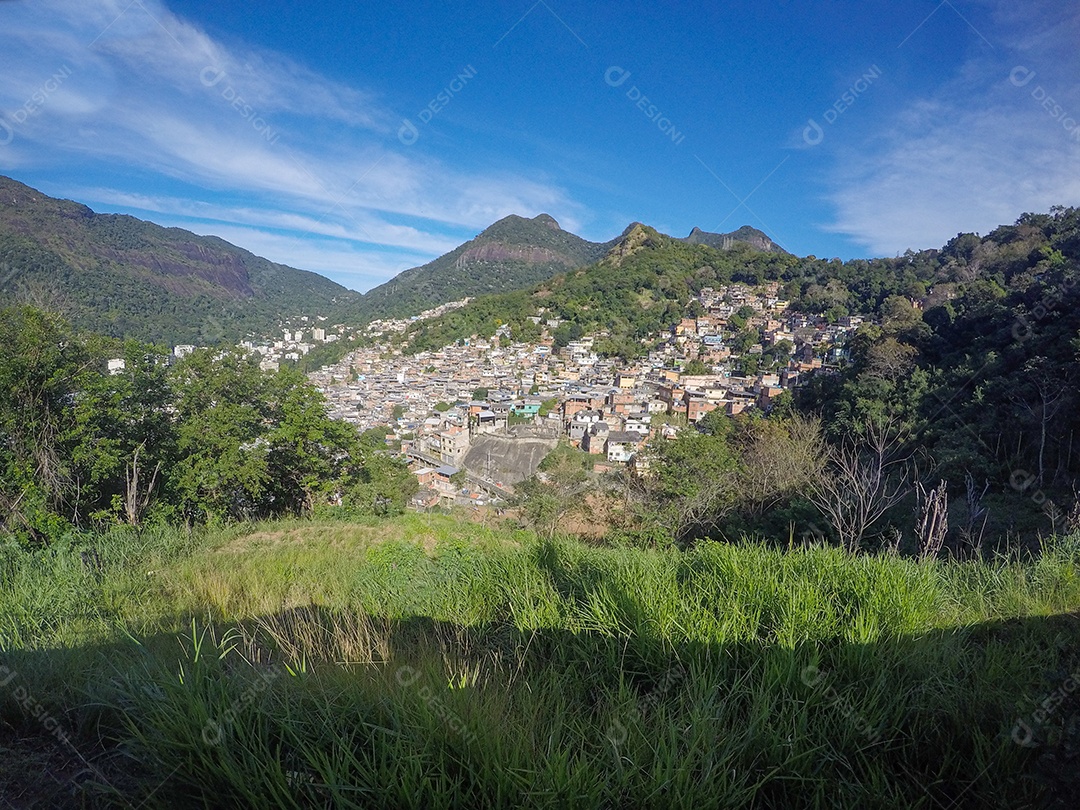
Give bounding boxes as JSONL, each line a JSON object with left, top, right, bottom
{"left": 1, "top": 1, "right": 1077, "bottom": 291}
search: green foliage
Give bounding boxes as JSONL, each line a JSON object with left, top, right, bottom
{"left": 1, "top": 515, "right": 1078, "bottom": 806}
{"left": 0, "top": 176, "right": 359, "bottom": 346}
{"left": 795, "top": 207, "right": 1080, "bottom": 542}
{"left": 537, "top": 398, "right": 559, "bottom": 418}
{"left": 336, "top": 430, "right": 418, "bottom": 517}
{"left": 517, "top": 442, "right": 593, "bottom": 537}
{"left": 351, "top": 214, "right": 614, "bottom": 322}
{"left": 0, "top": 307, "right": 414, "bottom": 539}
{"left": 405, "top": 226, "right": 802, "bottom": 358}
{"left": 629, "top": 419, "right": 742, "bottom": 545}
{"left": 290, "top": 333, "right": 371, "bottom": 373}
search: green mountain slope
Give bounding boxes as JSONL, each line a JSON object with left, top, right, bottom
{"left": 404, "top": 209, "right": 1080, "bottom": 362}
{"left": 0, "top": 175, "right": 359, "bottom": 345}
{"left": 352, "top": 213, "right": 617, "bottom": 321}
{"left": 405, "top": 222, "right": 805, "bottom": 354}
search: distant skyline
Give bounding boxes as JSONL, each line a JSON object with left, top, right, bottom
{"left": 1, "top": 0, "right": 1077, "bottom": 291}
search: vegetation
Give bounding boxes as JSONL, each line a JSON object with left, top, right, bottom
{"left": 350, "top": 214, "right": 615, "bottom": 322}
{"left": 0, "top": 306, "right": 415, "bottom": 544}
{"left": 1, "top": 514, "right": 1077, "bottom": 806}
{"left": 5, "top": 190, "right": 1080, "bottom": 804}
{"left": 797, "top": 208, "right": 1080, "bottom": 549}
{"left": 0, "top": 175, "right": 359, "bottom": 346}
{"left": 610, "top": 410, "right": 823, "bottom": 547}
{"left": 401, "top": 221, "right": 906, "bottom": 357}
{"left": 408, "top": 207, "right": 1080, "bottom": 555}
{"left": 404, "top": 209, "right": 1080, "bottom": 371}
{"left": 515, "top": 441, "right": 593, "bottom": 538}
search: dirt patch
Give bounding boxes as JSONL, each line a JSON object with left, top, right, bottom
{"left": 0, "top": 725, "right": 112, "bottom": 808}
{"left": 560, "top": 492, "right": 620, "bottom": 540}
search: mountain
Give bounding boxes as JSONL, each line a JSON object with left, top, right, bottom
{"left": 679, "top": 225, "right": 789, "bottom": 254}
{"left": 405, "top": 221, "right": 803, "bottom": 354}
{"left": 0, "top": 176, "right": 359, "bottom": 346}
{"left": 352, "top": 213, "right": 618, "bottom": 321}
{"left": 404, "top": 207, "right": 1080, "bottom": 360}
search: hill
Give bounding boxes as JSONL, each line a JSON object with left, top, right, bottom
{"left": 679, "top": 224, "right": 789, "bottom": 253}
{"left": 404, "top": 208, "right": 1080, "bottom": 361}
{"left": 404, "top": 221, "right": 808, "bottom": 354}
{"left": 0, "top": 175, "right": 359, "bottom": 345}
{"left": 351, "top": 213, "right": 617, "bottom": 321}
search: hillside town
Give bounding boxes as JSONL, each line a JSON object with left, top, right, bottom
{"left": 301, "top": 282, "right": 866, "bottom": 508}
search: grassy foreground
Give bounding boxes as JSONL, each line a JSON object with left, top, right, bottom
{"left": 1, "top": 514, "right": 1079, "bottom": 808}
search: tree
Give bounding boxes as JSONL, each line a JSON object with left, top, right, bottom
{"left": 168, "top": 349, "right": 275, "bottom": 522}
{"left": 262, "top": 367, "right": 359, "bottom": 515}
{"left": 472, "top": 387, "right": 488, "bottom": 401}
{"left": 552, "top": 322, "right": 583, "bottom": 349}
{"left": 734, "top": 415, "right": 825, "bottom": 516}
{"left": 741, "top": 355, "right": 761, "bottom": 376}
{"left": 338, "top": 429, "right": 418, "bottom": 516}
{"left": 808, "top": 419, "right": 914, "bottom": 552}
{"left": 516, "top": 442, "right": 592, "bottom": 538}
{"left": 0, "top": 307, "right": 86, "bottom": 541}
{"left": 1009, "top": 358, "right": 1069, "bottom": 486}
{"left": 627, "top": 420, "right": 742, "bottom": 546}
{"left": 167, "top": 351, "right": 364, "bottom": 522}
{"left": 766, "top": 339, "right": 794, "bottom": 369}
{"left": 70, "top": 339, "right": 175, "bottom": 526}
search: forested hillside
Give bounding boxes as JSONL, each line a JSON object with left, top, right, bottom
{"left": 798, "top": 207, "right": 1080, "bottom": 535}
{"left": 407, "top": 208, "right": 1080, "bottom": 545}
{"left": 403, "top": 219, "right": 932, "bottom": 355}
{"left": 350, "top": 213, "right": 616, "bottom": 322}
{"left": 0, "top": 176, "right": 359, "bottom": 345}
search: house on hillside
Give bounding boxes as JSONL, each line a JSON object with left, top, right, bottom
{"left": 605, "top": 431, "right": 645, "bottom": 464}
{"left": 581, "top": 422, "right": 610, "bottom": 455}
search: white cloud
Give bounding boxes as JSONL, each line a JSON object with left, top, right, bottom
{"left": 824, "top": 2, "right": 1080, "bottom": 253}
{"left": 74, "top": 187, "right": 466, "bottom": 253}
{"left": 169, "top": 222, "right": 431, "bottom": 290}
{"left": 0, "top": 0, "right": 584, "bottom": 285}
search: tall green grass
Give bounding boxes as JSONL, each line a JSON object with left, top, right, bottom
{"left": 1, "top": 515, "right": 1078, "bottom": 807}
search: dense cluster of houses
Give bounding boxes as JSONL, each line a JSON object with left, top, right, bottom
{"left": 304, "top": 282, "right": 866, "bottom": 503}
